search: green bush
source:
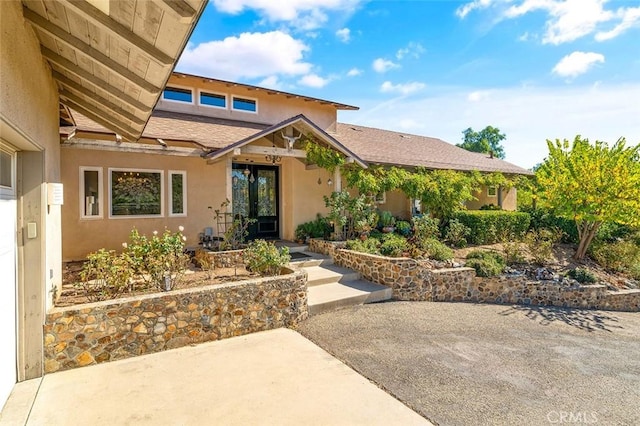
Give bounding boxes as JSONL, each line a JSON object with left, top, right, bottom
{"left": 395, "top": 220, "right": 412, "bottom": 237}
{"left": 417, "top": 238, "right": 454, "bottom": 261}
{"left": 444, "top": 219, "right": 470, "bottom": 248}
{"left": 412, "top": 216, "right": 440, "bottom": 240}
{"left": 345, "top": 238, "right": 381, "bottom": 255}
{"left": 522, "top": 207, "right": 578, "bottom": 244}
{"left": 295, "top": 214, "right": 332, "bottom": 241}
{"left": 452, "top": 211, "right": 530, "bottom": 245}
{"left": 567, "top": 267, "right": 597, "bottom": 284}
{"left": 379, "top": 233, "right": 409, "bottom": 257}
{"left": 502, "top": 240, "right": 525, "bottom": 265}
{"left": 78, "top": 249, "right": 133, "bottom": 302}
{"left": 479, "top": 204, "right": 502, "bottom": 210}
{"left": 594, "top": 222, "right": 638, "bottom": 244}
{"left": 525, "top": 228, "right": 562, "bottom": 265}
{"left": 465, "top": 250, "right": 505, "bottom": 277}
{"left": 244, "top": 239, "right": 290, "bottom": 276}
{"left": 377, "top": 210, "right": 396, "bottom": 228}
{"left": 589, "top": 240, "right": 640, "bottom": 274}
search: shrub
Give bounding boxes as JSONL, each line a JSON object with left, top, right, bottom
{"left": 412, "top": 216, "right": 440, "bottom": 240}
{"left": 452, "top": 211, "right": 530, "bottom": 245}
{"left": 465, "top": 250, "right": 505, "bottom": 277}
{"left": 379, "top": 233, "right": 409, "bottom": 257}
{"left": 502, "top": 240, "right": 525, "bottom": 265}
{"left": 524, "top": 228, "right": 562, "bottom": 265}
{"left": 295, "top": 214, "right": 332, "bottom": 241}
{"left": 416, "top": 238, "right": 454, "bottom": 261}
{"left": 444, "top": 219, "right": 470, "bottom": 248}
{"left": 378, "top": 210, "right": 396, "bottom": 228}
{"left": 567, "top": 267, "right": 597, "bottom": 284}
{"left": 522, "top": 207, "right": 578, "bottom": 244}
{"left": 594, "top": 222, "right": 637, "bottom": 244}
{"left": 589, "top": 240, "right": 640, "bottom": 274}
{"left": 244, "top": 239, "right": 290, "bottom": 276}
{"left": 395, "top": 220, "right": 412, "bottom": 237}
{"left": 78, "top": 249, "right": 133, "bottom": 302}
{"left": 192, "top": 249, "right": 214, "bottom": 278}
{"left": 345, "top": 237, "right": 381, "bottom": 255}
{"left": 479, "top": 204, "right": 502, "bottom": 210}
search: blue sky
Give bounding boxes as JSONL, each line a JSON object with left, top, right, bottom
{"left": 177, "top": 0, "right": 640, "bottom": 169}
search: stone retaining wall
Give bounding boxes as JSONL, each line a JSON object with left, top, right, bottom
{"left": 308, "top": 239, "right": 345, "bottom": 258}
{"left": 209, "top": 249, "right": 244, "bottom": 268}
{"left": 44, "top": 269, "right": 308, "bottom": 373}
{"left": 312, "top": 243, "right": 640, "bottom": 312}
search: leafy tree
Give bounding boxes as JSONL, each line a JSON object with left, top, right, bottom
{"left": 536, "top": 136, "right": 640, "bottom": 260}
{"left": 457, "top": 126, "right": 506, "bottom": 159}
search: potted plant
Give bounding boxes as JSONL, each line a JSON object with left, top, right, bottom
{"left": 378, "top": 211, "right": 396, "bottom": 233}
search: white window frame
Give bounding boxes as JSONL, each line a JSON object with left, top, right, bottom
{"left": 79, "top": 166, "right": 103, "bottom": 219}
{"left": 168, "top": 170, "right": 187, "bottom": 217}
{"left": 374, "top": 191, "right": 386, "bottom": 204}
{"left": 162, "top": 85, "right": 194, "bottom": 105}
{"left": 231, "top": 95, "right": 258, "bottom": 114}
{"left": 0, "top": 144, "right": 16, "bottom": 199}
{"left": 487, "top": 186, "right": 498, "bottom": 197}
{"left": 108, "top": 168, "right": 164, "bottom": 219}
{"left": 198, "top": 90, "right": 227, "bottom": 110}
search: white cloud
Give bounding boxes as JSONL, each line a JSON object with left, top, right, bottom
{"left": 380, "top": 81, "right": 426, "bottom": 95}
{"left": 595, "top": 6, "right": 640, "bottom": 41}
{"left": 456, "top": 0, "right": 496, "bottom": 19}
{"left": 177, "top": 31, "right": 311, "bottom": 80}
{"left": 298, "top": 73, "right": 330, "bottom": 88}
{"left": 336, "top": 27, "right": 351, "bottom": 43}
{"left": 552, "top": 51, "right": 605, "bottom": 78}
{"left": 347, "top": 68, "right": 362, "bottom": 77}
{"left": 349, "top": 83, "right": 640, "bottom": 169}
{"left": 468, "top": 90, "right": 491, "bottom": 102}
{"left": 212, "top": 0, "right": 361, "bottom": 30}
{"left": 396, "top": 42, "right": 426, "bottom": 60}
{"left": 372, "top": 58, "right": 400, "bottom": 73}
{"left": 258, "top": 76, "right": 282, "bottom": 90}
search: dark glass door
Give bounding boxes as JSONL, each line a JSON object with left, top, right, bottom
{"left": 232, "top": 164, "right": 279, "bottom": 240}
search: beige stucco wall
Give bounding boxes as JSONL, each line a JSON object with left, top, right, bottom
{"left": 61, "top": 148, "right": 228, "bottom": 261}
{"left": 157, "top": 75, "right": 338, "bottom": 131}
{"left": 376, "top": 190, "right": 411, "bottom": 220}
{"left": 1, "top": 0, "right": 61, "bottom": 309}
{"left": 467, "top": 186, "right": 517, "bottom": 211}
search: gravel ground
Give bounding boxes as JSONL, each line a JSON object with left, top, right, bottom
{"left": 298, "top": 302, "right": 640, "bottom": 426}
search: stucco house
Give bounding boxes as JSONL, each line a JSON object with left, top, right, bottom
{"left": 59, "top": 72, "right": 531, "bottom": 261}
{"left": 0, "top": 0, "right": 205, "bottom": 409}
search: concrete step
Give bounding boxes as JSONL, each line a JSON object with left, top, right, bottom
{"left": 288, "top": 252, "right": 333, "bottom": 269}
{"left": 308, "top": 280, "right": 393, "bottom": 315}
{"left": 304, "top": 264, "right": 360, "bottom": 287}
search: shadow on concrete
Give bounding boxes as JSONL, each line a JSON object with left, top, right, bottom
{"left": 498, "top": 304, "right": 624, "bottom": 332}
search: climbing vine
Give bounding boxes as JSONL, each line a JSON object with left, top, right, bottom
{"left": 303, "top": 136, "right": 345, "bottom": 173}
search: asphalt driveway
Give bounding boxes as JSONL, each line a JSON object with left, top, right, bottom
{"left": 298, "top": 302, "right": 640, "bottom": 426}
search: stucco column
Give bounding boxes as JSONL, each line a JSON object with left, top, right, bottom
{"left": 333, "top": 167, "right": 342, "bottom": 192}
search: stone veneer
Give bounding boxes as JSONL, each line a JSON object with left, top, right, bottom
{"left": 312, "top": 242, "right": 640, "bottom": 312}
{"left": 44, "top": 269, "right": 308, "bottom": 373}
{"left": 209, "top": 249, "right": 244, "bottom": 268}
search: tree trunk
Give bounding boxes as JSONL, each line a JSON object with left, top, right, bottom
{"left": 574, "top": 221, "right": 601, "bottom": 260}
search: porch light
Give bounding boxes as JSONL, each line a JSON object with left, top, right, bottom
{"left": 265, "top": 144, "right": 282, "bottom": 164}
{"left": 327, "top": 178, "right": 333, "bottom": 186}
{"left": 243, "top": 166, "right": 250, "bottom": 177}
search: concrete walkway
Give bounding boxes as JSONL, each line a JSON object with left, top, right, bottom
{"left": 1, "top": 328, "right": 429, "bottom": 425}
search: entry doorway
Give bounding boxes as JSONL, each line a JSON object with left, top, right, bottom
{"left": 232, "top": 164, "right": 279, "bottom": 240}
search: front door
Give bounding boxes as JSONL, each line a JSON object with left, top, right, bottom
{"left": 232, "top": 164, "right": 279, "bottom": 240}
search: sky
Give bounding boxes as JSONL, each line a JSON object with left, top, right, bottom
{"left": 176, "top": 0, "right": 640, "bottom": 169}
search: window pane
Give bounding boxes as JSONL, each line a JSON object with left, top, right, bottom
{"left": 83, "top": 170, "right": 99, "bottom": 216}
{"left": 111, "top": 171, "right": 161, "bottom": 216}
{"left": 200, "top": 92, "right": 226, "bottom": 108}
{"left": 232, "top": 97, "right": 256, "bottom": 112}
{"left": 257, "top": 170, "right": 276, "bottom": 216}
{"left": 171, "top": 173, "right": 184, "bottom": 214}
{"left": 163, "top": 87, "right": 192, "bottom": 103}
{"left": 232, "top": 170, "right": 249, "bottom": 217}
{"left": 0, "top": 152, "right": 11, "bottom": 188}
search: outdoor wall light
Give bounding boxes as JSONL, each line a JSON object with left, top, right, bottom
{"left": 327, "top": 178, "right": 333, "bottom": 186}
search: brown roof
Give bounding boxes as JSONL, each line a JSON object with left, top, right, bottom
{"left": 332, "top": 123, "right": 532, "bottom": 175}
{"left": 69, "top": 111, "right": 531, "bottom": 175}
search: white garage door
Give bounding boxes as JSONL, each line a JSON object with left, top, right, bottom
{"left": 0, "top": 146, "right": 17, "bottom": 408}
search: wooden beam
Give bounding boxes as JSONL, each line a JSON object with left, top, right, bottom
{"left": 52, "top": 69, "right": 148, "bottom": 114}
{"left": 58, "top": 86, "right": 146, "bottom": 126}
{"left": 24, "top": 7, "right": 161, "bottom": 94}
{"left": 59, "top": 0, "right": 173, "bottom": 65}
{"left": 160, "top": 0, "right": 197, "bottom": 22}
{"left": 41, "top": 47, "right": 151, "bottom": 112}
{"left": 59, "top": 98, "right": 139, "bottom": 142}
{"left": 62, "top": 138, "right": 203, "bottom": 156}
{"left": 241, "top": 145, "right": 307, "bottom": 158}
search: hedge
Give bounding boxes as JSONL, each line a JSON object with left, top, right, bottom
{"left": 452, "top": 211, "right": 531, "bottom": 245}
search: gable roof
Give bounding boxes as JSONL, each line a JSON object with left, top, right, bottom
{"left": 202, "top": 114, "right": 368, "bottom": 168}
{"left": 333, "top": 123, "right": 532, "bottom": 175}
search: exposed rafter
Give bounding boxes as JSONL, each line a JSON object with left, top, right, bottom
{"left": 59, "top": 0, "right": 173, "bottom": 65}
{"left": 60, "top": 98, "right": 138, "bottom": 142}
{"left": 51, "top": 70, "right": 149, "bottom": 113}
{"left": 23, "top": 6, "right": 161, "bottom": 94}
{"left": 160, "top": 0, "right": 197, "bottom": 22}
{"left": 59, "top": 86, "right": 146, "bottom": 127}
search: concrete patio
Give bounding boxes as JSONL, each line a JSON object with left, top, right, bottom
{"left": 1, "top": 328, "right": 429, "bottom": 425}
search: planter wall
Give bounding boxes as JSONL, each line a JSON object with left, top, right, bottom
{"left": 44, "top": 269, "right": 308, "bottom": 373}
